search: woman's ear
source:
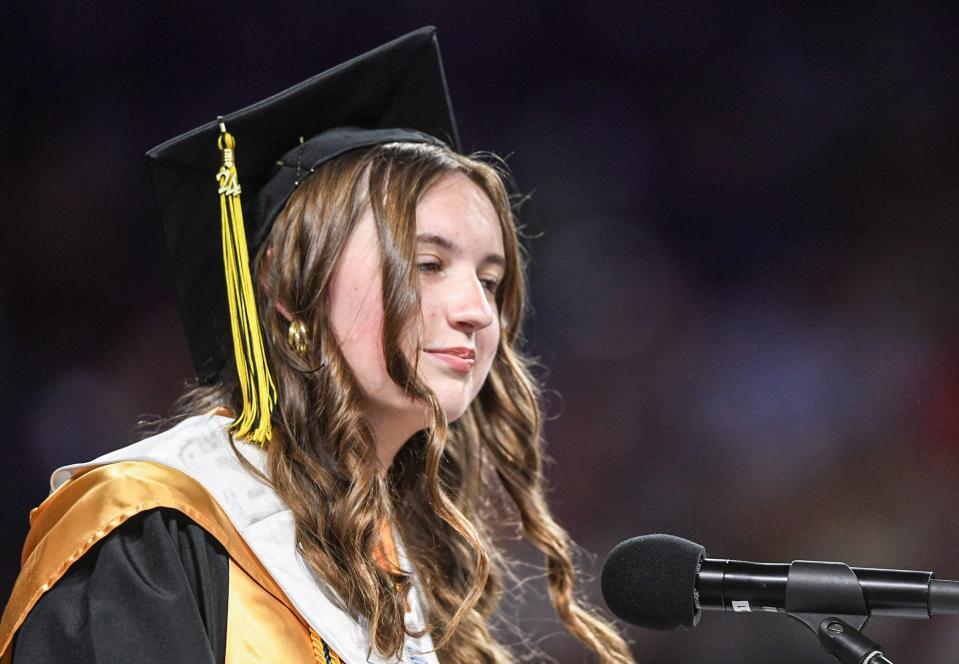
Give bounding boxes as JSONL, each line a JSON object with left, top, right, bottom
{"left": 262, "top": 247, "right": 293, "bottom": 322}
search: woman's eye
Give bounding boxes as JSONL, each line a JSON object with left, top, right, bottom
{"left": 417, "top": 260, "right": 441, "bottom": 274}
{"left": 480, "top": 277, "right": 500, "bottom": 294}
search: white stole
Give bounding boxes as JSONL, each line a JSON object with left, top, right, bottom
{"left": 51, "top": 414, "right": 438, "bottom": 664}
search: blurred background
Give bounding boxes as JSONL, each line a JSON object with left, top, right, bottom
{"left": 3, "top": 2, "right": 959, "bottom": 661}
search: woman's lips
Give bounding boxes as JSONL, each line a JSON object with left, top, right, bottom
{"left": 424, "top": 347, "right": 476, "bottom": 373}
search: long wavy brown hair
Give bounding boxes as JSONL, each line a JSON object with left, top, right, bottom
{"left": 169, "top": 142, "right": 633, "bottom": 663}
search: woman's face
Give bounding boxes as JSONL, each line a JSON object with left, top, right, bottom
{"left": 327, "top": 172, "right": 505, "bottom": 444}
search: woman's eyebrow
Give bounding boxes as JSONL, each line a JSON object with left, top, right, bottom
{"left": 416, "top": 233, "right": 505, "bottom": 268}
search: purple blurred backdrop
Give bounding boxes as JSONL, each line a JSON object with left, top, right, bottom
{"left": 3, "top": 2, "right": 959, "bottom": 661}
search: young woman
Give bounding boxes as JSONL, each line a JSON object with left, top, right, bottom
{"left": 0, "top": 29, "right": 633, "bottom": 664}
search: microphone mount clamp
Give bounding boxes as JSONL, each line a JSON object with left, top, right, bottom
{"left": 785, "top": 561, "right": 893, "bottom": 664}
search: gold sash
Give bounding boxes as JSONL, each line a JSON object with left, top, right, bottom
{"left": 0, "top": 461, "right": 339, "bottom": 663}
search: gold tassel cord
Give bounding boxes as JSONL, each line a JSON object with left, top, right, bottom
{"left": 216, "top": 123, "right": 276, "bottom": 445}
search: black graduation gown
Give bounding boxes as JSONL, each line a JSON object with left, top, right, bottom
{"left": 11, "top": 508, "right": 229, "bottom": 664}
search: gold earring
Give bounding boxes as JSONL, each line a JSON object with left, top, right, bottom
{"left": 287, "top": 318, "right": 310, "bottom": 358}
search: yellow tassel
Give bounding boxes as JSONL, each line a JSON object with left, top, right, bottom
{"left": 215, "top": 122, "right": 276, "bottom": 445}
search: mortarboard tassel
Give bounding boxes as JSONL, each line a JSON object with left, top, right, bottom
{"left": 216, "top": 122, "right": 276, "bottom": 445}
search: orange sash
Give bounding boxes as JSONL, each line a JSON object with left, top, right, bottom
{"left": 0, "top": 461, "right": 340, "bottom": 663}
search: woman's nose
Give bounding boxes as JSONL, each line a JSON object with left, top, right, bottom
{"left": 448, "top": 276, "right": 495, "bottom": 333}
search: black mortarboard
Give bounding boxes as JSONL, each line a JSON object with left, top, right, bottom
{"left": 145, "top": 27, "right": 459, "bottom": 443}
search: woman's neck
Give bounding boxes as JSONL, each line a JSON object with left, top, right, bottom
{"left": 366, "top": 406, "right": 428, "bottom": 471}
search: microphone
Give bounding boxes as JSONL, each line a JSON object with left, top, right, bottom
{"left": 600, "top": 534, "right": 959, "bottom": 631}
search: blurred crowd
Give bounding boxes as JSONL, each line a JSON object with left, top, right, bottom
{"left": 3, "top": 2, "right": 958, "bottom": 661}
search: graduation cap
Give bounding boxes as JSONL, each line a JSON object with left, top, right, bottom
{"left": 146, "top": 27, "right": 460, "bottom": 444}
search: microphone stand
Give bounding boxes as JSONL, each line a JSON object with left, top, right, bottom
{"left": 785, "top": 561, "right": 894, "bottom": 664}
{"left": 786, "top": 614, "right": 892, "bottom": 664}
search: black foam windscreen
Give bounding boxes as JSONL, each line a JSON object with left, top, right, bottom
{"left": 601, "top": 534, "right": 706, "bottom": 630}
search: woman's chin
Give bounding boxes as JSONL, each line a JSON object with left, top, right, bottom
{"left": 433, "top": 392, "right": 472, "bottom": 424}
